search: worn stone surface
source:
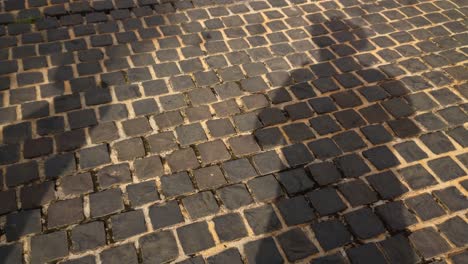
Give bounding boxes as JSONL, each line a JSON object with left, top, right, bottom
{"left": 0, "top": 0, "right": 466, "bottom": 263}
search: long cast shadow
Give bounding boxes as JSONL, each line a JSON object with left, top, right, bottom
{"left": 249, "top": 14, "right": 422, "bottom": 264}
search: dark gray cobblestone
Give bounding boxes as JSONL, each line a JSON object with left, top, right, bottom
{"left": 0, "top": 0, "right": 467, "bottom": 263}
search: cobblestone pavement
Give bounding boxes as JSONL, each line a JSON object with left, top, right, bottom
{"left": 0, "top": 0, "right": 467, "bottom": 263}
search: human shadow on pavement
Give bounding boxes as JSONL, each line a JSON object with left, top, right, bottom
{"left": 247, "top": 12, "right": 466, "bottom": 264}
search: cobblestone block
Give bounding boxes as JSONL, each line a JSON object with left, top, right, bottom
{"left": 182, "top": 191, "right": 219, "bottom": 219}
{"left": 393, "top": 141, "right": 428, "bottom": 163}
{"left": 100, "top": 244, "right": 138, "bottom": 264}
{"left": 140, "top": 231, "right": 179, "bottom": 263}
{"left": 387, "top": 118, "right": 421, "bottom": 138}
{"left": 0, "top": 60, "right": 18, "bottom": 75}
{"left": 30, "top": 231, "right": 68, "bottom": 263}
{"left": 345, "top": 208, "right": 385, "bottom": 240}
{"left": 0, "top": 190, "right": 16, "bottom": 215}
{"left": 233, "top": 112, "right": 263, "bottom": 132}
{"left": 310, "top": 253, "right": 346, "bottom": 264}
{"left": 212, "top": 99, "right": 240, "bottom": 117}
{"left": 447, "top": 127, "right": 468, "bottom": 147}
{"left": 47, "top": 198, "right": 84, "bottom": 228}
{"left": 338, "top": 179, "right": 378, "bottom": 206}
{"left": 359, "top": 104, "right": 391, "bottom": 124}
{"left": 206, "top": 118, "right": 235, "bottom": 137}
{"left": 177, "top": 221, "right": 215, "bottom": 255}
{"left": 71, "top": 221, "right": 106, "bottom": 252}
{"left": 89, "top": 122, "right": 119, "bottom": 144}
{"left": 427, "top": 157, "right": 465, "bottom": 182}
{"left": 248, "top": 174, "right": 283, "bottom": 202}
{"left": 132, "top": 98, "right": 159, "bottom": 116}
{"left": 228, "top": 135, "right": 261, "bottom": 156}
{"left": 221, "top": 158, "right": 258, "bottom": 182}
{"left": 362, "top": 146, "right": 400, "bottom": 170}
{"left": 96, "top": 163, "right": 132, "bottom": 189}
{"left": 382, "top": 98, "right": 415, "bottom": 118}
{"left": 5, "top": 209, "right": 42, "bottom": 241}
{"left": 277, "top": 168, "right": 314, "bottom": 195}
{"left": 113, "top": 137, "right": 145, "bottom": 161}
{"left": 185, "top": 106, "right": 211, "bottom": 122}
{"left": 367, "top": 171, "right": 408, "bottom": 199}
{"left": 217, "top": 183, "right": 253, "bottom": 210}
{"left": 166, "top": 148, "right": 199, "bottom": 172}
{"left": 3, "top": 122, "right": 32, "bottom": 144}
{"left": 133, "top": 156, "right": 163, "bottom": 180}
{"left": 149, "top": 200, "right": 184, "bottom": 230}
{"left": 376, "top": 201, "right": 417, "bottom": 232}
{"left": 438, "top": 106, "right": 468, "bottom": 126}
{"left": 311, "top": 219, "right": 352, "bottom": 251}
{"left": 127, "top": 181, "right": 159, "bottom": 207}
{"left": 244, "top": 237, "right": 283, "bottom": 264}
{"left": 420, "top": 132, "right": 456, "bottom": 154}
{"left": 154, "top": 110, "right": 185, "bottom": 129}
{"left": 10, "top": 88, "right": 36, "bottom": 105}
{"left": 409, "top": 227, "right": 451, "bottom": 259}
{"left": 309, "top": 115, "right": 341, "bottom": 135}
{"left": 346, "top": 243, "right": 387, "bottom": 264}
{"left": 23, "top": 137, "right": 53, "bottom": 158}
{"left": 21, "top": 100, "right": 49, "bottom": 119}
{"left": 61, "top": 255, "right": 96, "bottom": 264}
{"left": 79, "top": 144, "right": 111, "bottom": 169}
{"left": 277, "top": 228, "right": 318, "bottom": 262}
{"left": 0, "top": 144, "right": 20, "bottom": 165}
{"left": 122, "top": 117, "right": 151, "bottom": 136}
{"left": 282, "top": 122, "right": 315, "bottom": 142}
{"left": 433, "top": 187, "right": 468, "bottom": 212}
{"left": 5, "top": 161, "right": 39, "bottom": 187}
{"left": 111, "top": 210, "right": 147, "bottom": 240}
{"left": 331, "top": 91, "right": 362, "bottom": 108}
{"left": 207, "top": 248, "right": 243, "bottom": 264}
{"left": 146, "top": 131, "right": 178, "bottom": 153}
{"left": 332, "top": 131, "right": 366, "bottom": 152}
{"left": 252, "top": 151, "right": 287, "bottom": 175}
{"left": 213, "top": 213, "right": 247, "bottom": 242}
{"left": 334, "top": 109, "right": 366, "bottom": 129}
{"left": 114, "top": 84, "right": 141, "bottom": 101}
{"left": 398, "top": 164, "right": 437, "bottom": 190}
{"left": 282, "top": 143, "right": 314, "bottom": 167}
{"left": 0, "top": 243, "right": 23, "bottom": 264}
{"left": 0, "top": 107, "right": 17, "bottom": 125}
{"left": 160, "top": 171, "right": 194, "bottom": 198}
{"left": 193, "top": 165, "right": 226, "bottom": 190}
{"left": 59, "top": 172, "right": 94, "bottom": 197}
{"left": 258, "top": 108, "right": 287, "bottom": 126}
{"left": 276, "top": 196, "right": 315, "bottom": 226}
{"left": 379, "top": 234, "right": 420, "bottom": 264}
{"left": 197, "top": 140, "right": 231, "bottom": 165}
{"left": 334, "top": 154, "right": 370, "bottom": 178}
{"left": 437, "top": 216, "right": 468, "bottom": 247}
{"left": 405, "top": 193, "right": 446, "bottom": 221}
{"left": 36, "top": 116, "right": 65, "bottom": 135}
{"left": 89, "top": 188, "right": 124, "bottom": 218}
{"left": 307, "top": 161, "right": 342, "bottom": 186}
{"left": 84, "top": 89, "right": 111, "bottom": 106}
{"left": 56, "top": 129, "right": 86, "bottom": 152}
{"left": 99, "top": 104, "right": 129, "bottom": 122}
{"left": 245, "top": 204, "right": 282, "bottom": 235}
{"left": 307, "top": 188, "right": 346, "bottom": 216}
